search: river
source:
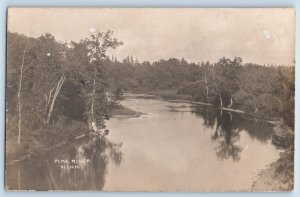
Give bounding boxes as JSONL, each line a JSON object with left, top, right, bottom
{"left": 6, "top": 93, "right": 281, "bottom": 191}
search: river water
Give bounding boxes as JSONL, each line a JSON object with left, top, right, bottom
{"left": 6, "top": 93, "right": 281, "bottom": 191}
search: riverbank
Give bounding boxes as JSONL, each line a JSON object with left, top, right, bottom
{"left": 6, "top": 119, "right": 90, "bottom": 163}
{"left": 127, "top": 90, "right": 249, "bottom": 114}
{"left": 252, "top": 122, "right": 294, "bottom": 191}
{"left": 127, "top": 90, "right": 286, "bottom": 121}
{"left": 111, "top": 105, "right": 144, "bottom": 118}
{"left": 146, "top": 89, "right": 193, "bottom": 101}
{"left": 6, "top": 133, "right": 91, "bottom": 166}
{"left": 6, "top": 104, "right": 142, "bottom": 164}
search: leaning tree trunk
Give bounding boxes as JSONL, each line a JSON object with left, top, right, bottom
{"left": 17, "top": 38, "right": 28, "bottom": 145}
{"left": 46, "top": 75, "right": 66, "bottom": 124}
{"left": 46, "top": 85, "right": 56, "bottom": 107}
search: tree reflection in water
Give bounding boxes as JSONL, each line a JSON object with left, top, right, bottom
{"left": 7, "top": 134, "right": 123, "bottom": 191}
{"left": 55, "top": 134, "right": 123, "bottom": 190}
{"left": 194, "top": 106, "right": 274, "bottom": 161}
{"left": 213, "top": 111, "right": 242, "bottom": 161}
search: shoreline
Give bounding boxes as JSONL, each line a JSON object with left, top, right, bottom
{"left": 6, "top": 104, "right": 143, "bottom": 164}
{"left": 111, "top": 105, "right": 145, "bottom": 119}
{"left": 251, "top": 148, "right": 294, "bottom": 191}
{"left": 251, "top": 122, "right": 294, "bottom": 191}
{"left": 6, "top": 133, "right": 91, "bottom": 166}
{"left": 124, "top": 91, "right": 276, "bottom": 119}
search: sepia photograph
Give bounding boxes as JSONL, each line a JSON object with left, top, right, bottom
{"left": 5, "top": 8, "right": 295, "bottom": 191}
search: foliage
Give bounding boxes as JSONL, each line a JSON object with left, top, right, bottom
{"left": 6, "top": 31, "right": 123, "bottom": 158}
{"left": 6, "top": 31, "right": 295, "bottom": 160}
{"left": 105, "top": 56, "right": 294, "bottom": 127}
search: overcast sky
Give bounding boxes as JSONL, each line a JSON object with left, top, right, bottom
{"left": 8, "top": 8, "right": 295, "bottom": 65}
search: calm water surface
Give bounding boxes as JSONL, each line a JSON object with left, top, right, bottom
{"left": 6, "top": 93, "right": 281, "bottom": 191}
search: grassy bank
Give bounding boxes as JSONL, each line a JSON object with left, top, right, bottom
{"left": 252, "top": 122, "right": 294, "bottom": 191}
{"left": 111, "top": 105, "right": 144, "bottom": 118}
{"left": 6, "top": 119, "right": 89, "bottom": 163}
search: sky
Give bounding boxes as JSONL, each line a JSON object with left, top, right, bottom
{"left": 7, "top": 8, "right": 295, "bottom": 65}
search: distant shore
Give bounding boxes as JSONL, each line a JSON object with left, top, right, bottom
{"left": 125, "top": 90, "right": 264, "bottom": 116}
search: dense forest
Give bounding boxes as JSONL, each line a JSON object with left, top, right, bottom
{"left": 105, "top": 55, "right": 294, "bottom": 126}
{"left": 6, "top": 31, "right": 124, "bottom": 159}
{"left": 6, "top": 31, "right": 294, "bottom": 159}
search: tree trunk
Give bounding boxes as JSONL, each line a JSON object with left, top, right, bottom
{"left": 228, "top": 97, "right": 233, "bottom": 107}
{"left": 46, "top": 75, "right": 65, "bottom": 124}
{"left": 17, "top": 38, "right": 28, "bottom": 145}
{"left": 219, "top": 94, "right": 223, "bottom": 107}
{"left": 204, "top": 72, "right": 209, "bottom": 103}
{"left": 47, "top": 85, "right": 56, "bottom": 107}
{"left": 90, "top": 67, "right": 97, "bottom": 131}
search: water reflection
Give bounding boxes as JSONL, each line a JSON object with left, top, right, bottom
{"left": 212, "top": 111, "right": 242, "bottom": 161}
{"left": 7, "top": 95, "right": 279, "bottom": 191}
{"left": 6, "top": 134, "right": 123, "bottom": 191}
{"left": 103, "top": 96, "right": 280, "bottom": 191}
{"left": 193, "top": 106, "right": 274, "bottom": 161}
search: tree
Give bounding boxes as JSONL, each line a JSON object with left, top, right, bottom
{"left": 276, "top": 67, "right": 295, "bottom": 127}
{"left": 79, "top": 30, "right": 123, "bottom": 133}
{"left": 215, "top": 57, "right": 242, "bottom": 107}
{"left": 6, "top": 30, "right": 124, "bottom": 157}
{"left": 16, "top": 36, "right": 28, "bottom": 145}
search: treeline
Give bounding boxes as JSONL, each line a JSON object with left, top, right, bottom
{"left": 6, "top": 31, "right": 294, "bottom": 158}
{"left": 105, "top": 56, "right": 294, "bottom": 127}
{"left": 7, "top": 31, "right": 123, "bottom": 158}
